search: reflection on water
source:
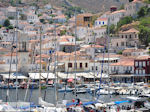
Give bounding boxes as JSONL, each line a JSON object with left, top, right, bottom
{"left": 0, "top": 88, "right": 125, "bottom": 104}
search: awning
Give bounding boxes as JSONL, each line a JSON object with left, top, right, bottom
{"left": 89, "top": 72, "right": 109, "bottom": 78}
{"left": 0, "top": 73, "right": 27, "bottom": 79}
{"left": 28, "top": 73, "right": 55, "bottom": 79}
{"left": 58, "top": 72, "right": 76, "bottom": 79}
{"left": 0, "top": 74, "right": 14, "bottom": 79}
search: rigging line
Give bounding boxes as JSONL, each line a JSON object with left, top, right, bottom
{"left": 39, "top": 26, "right": 42, "bottom": 104}
{"left": 97, "top": 35, "right": 107, "bottom": 100}
{"left": 107, "top": 17, "right": 111, "bottom": 98}
{"left": 93, "top": 31, "right": 96, "bottom": 100}
{"left": 24, "top": 43, "right": 36, "bottom": 102}
{"left": 54, "top": 21, "right": 58, "bottom": 106}
{"left": 63, "top": 40, "right": 74, "bottom": 99}
{"left": 6, "top": 28, "right": 16, "bottom": 102}
{"left": 74, "top": 9, "right": 77, "bottom": 99}
{"left": 15, "top": 6, "right": 19, "bottom": 108}
{"left": 44, "top": 51, "right": 52, "bottom": 101}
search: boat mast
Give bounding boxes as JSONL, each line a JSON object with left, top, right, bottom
{"left": 93, "top": 31, "right": 96, "bottom": 100}
{"left": 39, "top": 26, "right": 42, "bottom": 103}
{"left": 15, "top": 5, "right": 19, "bottom": 108}
{"left": 74, "top": 10, "right": 77, "bottom": 99}
{"left": 54, "top": 21, "right": 58, "bottom": 106}
{"left": 107, "top": 17, "right": 111, "bottom": 97}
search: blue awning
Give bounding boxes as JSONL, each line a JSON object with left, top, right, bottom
{"left": 115, "top": 100, "right": 129, "bottom": 105}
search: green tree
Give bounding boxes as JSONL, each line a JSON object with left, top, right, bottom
{"left": 0, "top": 25, "right": 2, "bottom": 29}
{"left": 18, "top": 0, "right": 21, "bottom": 4}
{"left": 3, "top": 19, "right": 10, "bottom": 27}
{"left": 8, "top": 16, "right": 14, "bottom": 20}
{"left": 109, "top": 24, "right": 116, "bottom": 34}
{"left": 92, "top": 15, "right": 98, "bottom": 25}
{"left": 40, "top": 19, "right": 44, "bottom": 23}
{"left": 60, "top": 30, "right": 66, "bottom": 36}
{"left": 129, "top": 0, "right": 134, "bottom": 2}
{"left": 139, "top": 25, "right": 150, "bottom": 46}
{"left": 117, "top": 51, "right": 122, "bottom": 55}
{"left": 140, "top": 17, "right": 150, "bottom": 26}
{"left": 119, "top": 4, "right": 124, "bottom": 10}
{"left": 20, "top": 14, "right": 27, "bottom": 20}
{"left": 138, "top": 6, "right": 147, "bottom": 18}
{"left": 117, "top": 16, "right": 133, "bottom": 29}
{"left": 49, "top": 20, "right": 53, "bottom": 24}
{"left": 8, "top": 25, "right": 13, "bottom": 29}
{"left": 38, "top": 14, "right": 42, "bottom": 17}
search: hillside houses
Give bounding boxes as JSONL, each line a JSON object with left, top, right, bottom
{"left": 110, "top": 28, "right": 139, "bottom": 53}
{"left": 0, "top": 0, "right": 149, "bottom": 84}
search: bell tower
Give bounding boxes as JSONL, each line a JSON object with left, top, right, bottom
{"left": 17, "top": 30, "right": 29, "bottom": 72}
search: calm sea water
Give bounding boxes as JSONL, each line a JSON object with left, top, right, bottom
{"left": 0, "top": 88, "right": 126, "bottom": 105}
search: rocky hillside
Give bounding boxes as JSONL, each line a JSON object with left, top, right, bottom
{"left": 0, "top": 0, "right": 129, "bottom": 13}
{"left": 68, "top": 0, "right": 129, "bottom": 13}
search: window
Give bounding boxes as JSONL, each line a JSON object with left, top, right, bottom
{"left": 92, "top": 66, "right": 94, "bottom": 71}
{"left": 136, "top": 70, "right": 138, "bottom": 74}
{"left": 13, "top": 59, "right": 15, "bottom": 64}
{"left": 68, "top": 63, "right": 72, "bottom": 68}
{"left": 139, "top": 62, "right": 142, "bottom": 67}
{"left": 135, "top": 61, "right": 138, "bottom": 67}
{"left": 122, "top": 35, "right": 123, "bottom": 38}
{"left": 147, "top": 61, "right": 149, "bottom": 65}
{"left": 143, "top": 70, "right": 145, "bottom": 74}
{"left": 103, "top": 22, "right": 104, "bottom": 24}
{"left": 139, "top": 70, "right": 142, "bottom": 74}
{"left": 116, "top": 43, "right": 118, "bottom": 46}
{"left": 22, "top": 42, "right": 26, "bottom": 51}
{"left": 80, "top": 63, "right": 82, "bottom": 68}
{"left": 84, "top": 17, "right": 90, "bottom": 21}
{"left": 130, "top": 35, "right": 132, "bottom": 39}
{"left": 130, "top": 66, "right": 132, "bottom": 71}
{"left": 121, "top": 42, "right": 124, "bottom": 46}
{"left": 96, "top": 66, "right": 98, "bottom": 71}
{"left": 85, "top": 63, "right": 88, "bottom": 68}
{"left": 143, "top": 62, "right": 146, "bottom": 67}
{"left": 99, "top": 21, "right": 101, "bottom": 24}
{"left": 126, "top": 35, "right": 128, "bottom": 38}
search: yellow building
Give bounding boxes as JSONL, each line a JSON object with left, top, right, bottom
{"left": 76, "top": 13, "right": 93, "bottom": 27}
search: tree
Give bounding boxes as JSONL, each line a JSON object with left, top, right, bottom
{"left": 139, "top": 25, "right": 150, "bottom": 46}
{"left": 109, "top": 24, "right": 116, "bottom": 34}
{"left": 8, "top": 25, "right": 13, "bottom": 29}
{"left": 8, "top": 16, "right": 14, "bottom": 20}
{"left": 60, "top": 30, "right": 66, "bottom": 36}
{"left": 0, "top": 25, "right": 2, "bottom": 29}
{"left": 49, "top": 20, "right": 53, "bottom": 24}
{"left": 40, "top": 19, "right": 45, "bottom": 23}
{"left": 3, "top": 19, "right": 10, "bottom": 27}
{"left": 38, "top": 14, "right": 42, "bottom": 17}
{"left": 119, "top": 4, "right": 124, "bottom": 10}
{"left": 129, "top": 0, "right": 134, "bottom": 2}
{"left": 20, "top": 14, "right": 27, "bottom": 20}
{"left": 138, "top": 6, "right": 147, "bottom": 18}
{"left": 117, "top": 16, "right": 133, "bottom": 29}
{"left": 92, "top": 15, "right": 98, "bottom": 25}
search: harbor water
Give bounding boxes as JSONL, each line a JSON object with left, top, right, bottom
{"left": 0, "top": 88, "right": 127, "bottom": 104}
